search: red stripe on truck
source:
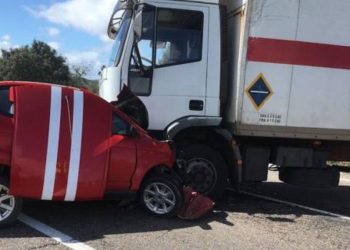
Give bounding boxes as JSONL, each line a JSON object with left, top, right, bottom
{"left": 248, "top": 37, "right": 350, "bottom": 70}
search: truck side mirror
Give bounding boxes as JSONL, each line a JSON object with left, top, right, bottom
{"left": 133, "top": 4, "right": 156, "bottom": 42}
{"left": 134, "top": 5, "right": 144, "bottom": 42}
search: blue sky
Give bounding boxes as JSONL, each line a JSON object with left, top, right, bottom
{"left": 0, "top": 0, "right": 117, "bottom": 79}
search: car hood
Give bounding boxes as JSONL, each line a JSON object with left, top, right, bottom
{"left": 114, "top": 85, "right": 149, "bottom": 130}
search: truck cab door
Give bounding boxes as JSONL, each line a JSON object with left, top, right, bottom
{"left": 122, "top": 3, "right": 209, "bottom": 131}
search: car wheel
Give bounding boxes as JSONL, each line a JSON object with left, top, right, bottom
{"left": 181, "top": 145, "right": 228, "bottom": 200}
{"left": 0, "top": 176, "right": 22, "bottom": 228}
{"left": 140, "top": 173, "right": 183, "bottom": 218}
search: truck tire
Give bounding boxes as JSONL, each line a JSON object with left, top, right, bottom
{"left": 139, "top": 173, "right": 183, "bottom": 218}
{"left": 279, "top": 167, "right": 340, "bottom": 188}
{"left": 181, "top": 145, "right": 228, "bottom": 200}
{"left": 0, "top": 176, "right": 22, "bottom": 228}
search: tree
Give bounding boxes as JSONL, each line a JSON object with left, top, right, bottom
{"left": 70, "top": 65, "right": 99, "bottom": 94}
{"left": 0, "top": 40, "right": 70, "bottom": 85}
{"left": 70, "top": 65, "right": 89, "bottom": 88}
{"left": 0, "top": 40, "right": 99, "bottom": 93}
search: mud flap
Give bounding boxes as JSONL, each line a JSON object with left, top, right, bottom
{"left": 279, "top": 167, "right": 340, "bottom": 188}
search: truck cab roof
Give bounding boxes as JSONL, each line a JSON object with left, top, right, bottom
{"left": 140, "top": 0, "right": 247, "bottom": 8}
{"left": 178, "top": 0, "right": 219, "bottom": 4}
{"left": 141, "top": 0, "right": 220, "bottom": 4}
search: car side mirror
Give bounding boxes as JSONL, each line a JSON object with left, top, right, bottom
{"left": 128, "top": 125, "right": 139, "bottom": 138}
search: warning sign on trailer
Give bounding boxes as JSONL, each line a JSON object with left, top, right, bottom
{"left": 245, "top": 73, "right": 274, "bottom": 111}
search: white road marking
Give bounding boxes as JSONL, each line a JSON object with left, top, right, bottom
{"left": 239, "top": 190, "right": 350, "bottom": 221}
{"left": 65, "top": 90, "right": 84, "bottom": 202}
{"left": 42, "top": 86, "right": 62, "bottom": 200}
{"left": 19, "top": 214, "right": 95, "bottom": 250}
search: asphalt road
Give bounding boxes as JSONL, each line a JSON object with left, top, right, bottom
{"left": 1, "top": 171, "right": 350, "bottom": 250}
{"left": 243, "top": 170, "right": 350, "bottom": 217}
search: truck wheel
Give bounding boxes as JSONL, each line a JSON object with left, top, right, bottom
{"left": 0, "top": 176, "right": 22, "bottom": 228}
{"left": 139, "top": 174, "right": 183, "bottom": 218}
{"left": 181, "top": 145, "right": 228, "bottom": 200}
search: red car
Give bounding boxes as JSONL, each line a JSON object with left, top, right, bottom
{"left": 0, "top": 81, "right": 183, "bottom": 227}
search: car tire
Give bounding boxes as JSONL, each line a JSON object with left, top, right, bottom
{"left": 181, "top": 144, "right": 228, "bottom": 200}
{"left": 139, "top": 173, "right": 183, "bottom": 218}
{"left": 0, "top": 176, "right": 22, "bottom": 228}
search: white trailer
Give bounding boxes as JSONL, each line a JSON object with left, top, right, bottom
{"left": 100, "top": 0, "right": 350, "bottom": 198}
{"left": 227, "top": 0, "right": 350, "bottom": 140}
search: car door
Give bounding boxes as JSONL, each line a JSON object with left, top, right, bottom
{"left": 106, "top": 112, "right": 137, "bottom": 191}
{"left": 10, "top": 84, "right": 111, "bottom": 201}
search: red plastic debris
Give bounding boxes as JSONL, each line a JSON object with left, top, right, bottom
{"left": 178, "top": 187, "right": 215, "bottom": 220}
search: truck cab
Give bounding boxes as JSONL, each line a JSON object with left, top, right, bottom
{"left": 100, "top": 0, "right": 231, "bottom": 198}
{"left": 100, "top": 0, "right": 223, "bottom": 131}
{"left": 100, "top": 0, "right": 348, "bottom": 197}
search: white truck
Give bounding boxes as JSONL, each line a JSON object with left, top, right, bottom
{"left": 99, "top": 0, "right": 350, "bottom": 198}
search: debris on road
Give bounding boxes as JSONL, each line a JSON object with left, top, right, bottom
{"left": 178, "top": 187, "right": 214, "bottom": 220}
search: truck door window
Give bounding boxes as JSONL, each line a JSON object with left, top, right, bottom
{"left": 128, "top": 6, "right": 155, "bottom": 96}
{"left": 156, "top": 9, "right": 203, "bottom": 67}
{"left": 131, "top": 40, "right": 153, "bottom": 67}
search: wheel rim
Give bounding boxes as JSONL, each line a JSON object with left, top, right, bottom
{"left": 186, "top": 158, "right": 217, "bottom": 194}
{"left": 0, "top": 184, "right": 15, "bottom": 222}
{"left": 143, "top": 182, "right": 176, "bottom": 215}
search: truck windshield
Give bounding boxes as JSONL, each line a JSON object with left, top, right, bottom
{"left": 108, "top": 9, "right": 132, "bottom": 67}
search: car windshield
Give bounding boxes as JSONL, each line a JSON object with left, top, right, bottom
{"left": 108, "top": 9, "right": 132, "bottom": 67}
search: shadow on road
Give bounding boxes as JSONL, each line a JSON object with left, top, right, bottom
{"left": 0, "top": 199, "right": 233, "bottom": 241}
{"left": 1, "top": 179, "right": 350, "bottom": 242}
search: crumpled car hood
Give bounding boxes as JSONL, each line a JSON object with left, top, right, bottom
{"left": 114, "top": 85, "right": 149, "bottom": 130}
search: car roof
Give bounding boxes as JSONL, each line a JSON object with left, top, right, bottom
{"left": 0, "top": 81, "right": 78, "bottom": 90}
